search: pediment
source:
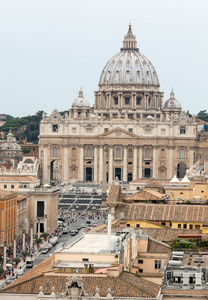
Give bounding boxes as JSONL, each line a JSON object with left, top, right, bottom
{"left": 98, "top": 127, "right": 138, "bottom": 139}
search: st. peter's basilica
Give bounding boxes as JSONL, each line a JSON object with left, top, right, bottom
{"left": 39, "top": 25, "right": 197, "bottom": 184}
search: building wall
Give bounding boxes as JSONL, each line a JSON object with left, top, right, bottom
{"left": 39, "top": 109, "right": 198, "bottom": 185}
{"left": 0, "top": 192, "right": 17, "bottom": 247}
{"left": 25, "top": 187, "right": 59, "bottom": 235}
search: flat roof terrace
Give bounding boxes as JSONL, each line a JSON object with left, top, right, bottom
{"left": 59, "top": 233, "right": 118, "bottom": 254}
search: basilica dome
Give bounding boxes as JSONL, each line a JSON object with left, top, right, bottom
{"left": 164, "top": 90, "right": 181, "bottom": 109}
{"left": 99, "top": 25, "right": 160, "bottom": 87}
{"left": 72, "top": 89, "right": 90, "bottom": 108}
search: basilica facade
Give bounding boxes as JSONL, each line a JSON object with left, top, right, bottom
{"left": 39, "top": 25, "right": 198, "bottom": 184}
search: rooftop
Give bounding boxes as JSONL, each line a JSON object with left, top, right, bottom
{"left": 59, "top": 233, "right": 118, "bottom": 254}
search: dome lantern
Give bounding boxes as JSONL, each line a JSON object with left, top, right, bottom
{"left": 121, "top": 24, "right": 139, "bottom": 51}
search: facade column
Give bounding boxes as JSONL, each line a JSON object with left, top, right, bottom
{"left": 22, "top": 229, "right": 26, "bottom": 251}
{"left": 102, "top": 146, "right": 107, "bottom": 201}
{"left": 13, "top": 235, "right": 16, "bottom": 259}
{"left": 30, "top": 224, "right": 33, "bottom": 251}
{"left": 189, "top": 147, "right": 194, "bottom": 168}
{"left": 44, "top": 215, "right": 47, "bottom": 233}
{"left": 99, "top": 146, "right": 103, "bottom": 182}
{"left": 94, "top": 146, "right": 98, "bottom": 182}
{"left": 3, "top": 242, "right": 6, "bottom": 271}
{"left": 118, "top": 93, "right": 122, "bottom": 109}
{"left": 132, "top": 92, "right": 136, "bottom": 109}
{"left": 63, "top": 144, "right": 69, "bottom": 183}
{"left": 123, "top": 146, "right": 128, "bottom": 182}
{"left": 168, "top": 146, "right": 174, "bottom": 179}
{"left": 43, "top": 144, "right": 49, "bottom": 184}
{"left": 109, "top": 145, "right": 113, "bottom": 183}
{"left": 133, "top": 146, "right": 138, "bottom": 180}
{"left": 38, "top": 219, "right": 40, "bottom": 239}
{"left": 79, "top": 145, "right": 84, "bottom": 181}
{"left": 153, "top": 146, "right": 157, "bottom": 178}
{"left": 139, "top": 146, "right": 143, "bottom": 178}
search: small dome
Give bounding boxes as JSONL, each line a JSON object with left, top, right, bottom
{"left": 164, "top": 90, "right": 181, "bottom": 109}
{"left": 72, "top": 89, "right": 90, "bottom": 108}
{"left": 147, "top": 115, "right": 154, "bottom": 120}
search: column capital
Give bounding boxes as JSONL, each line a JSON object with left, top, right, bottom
{"left": 43, "top": 144, "right": 48, "bottom": 148}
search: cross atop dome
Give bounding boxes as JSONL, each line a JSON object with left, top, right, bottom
{"left": 121, "top": 24, "right": 139, "bottom": 51}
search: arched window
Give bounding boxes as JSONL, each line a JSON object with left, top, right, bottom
{"left": 116, "top": 147, "right": 121, "bottom": 157}
{"left": 161, "top": 149, "right": 165, "bottom": 158}
{"left": 72, "top": 147, "right": 76, "bottom": 157}
{"left": 180, "top": 149, "right": 185, "bottom": 159}
{"left": 129, "top": 149, "right": 132, "bottom": 158}
{"left": 52, "top": 147, "right": 57, "bottom": 157}
{"left": 87, "top": 147, "right": 92, "bottom": 157}
{"left": 145, "top": 148, "right": 150, "bottom": 158}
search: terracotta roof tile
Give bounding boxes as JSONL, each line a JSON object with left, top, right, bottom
{"left": 123, "top": 203, "right": 208, "bottom": 225}
{"left": 1, "top": 272, "right": 160, "bottom": 298}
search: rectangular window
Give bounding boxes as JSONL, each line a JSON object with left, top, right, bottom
{"left": 178, "top": 224, "right": 181, "bottom": 229}
{"left": 86, "top": 128, "right": 93, "bottom": 133}
{"left": 128, "top": 162, "right": 132, "bottom": 165}
{"left": 136, "top": 224, "right": 140, "bottom": 228}
{"left": 136, "top": 97, "right": 141, "bottom": 105}
{"left": 3, "top": 184, "right": 7, "bottom": 189}
{"left": 161, "top": 222, "right": 166, "bottom": 226}
{"left": 138, "top": 260, "right": 143, "bottom": 264}
{"left": 195, "top": 225, "right": 200, "bottom": 229}
{"left": 128, "top": 128, "right": 133, "bottom": 133}
{"left": 82, "top": 258, "right": 89, "bottom": 262}
{"left": 11, "top": 185, "right": 14, "bottom": 189}
{"left": 180, "top": 126, "right": 186, "bottom": 134}
{"left": 37, "top": 201, "right": 44, "bottom": 217}
{"left": 72, "top": 127, "right": 77, "bottom": 133}
{"left": 154, "top": 260, "right": 161, "bottom": 270}
{"left": 104, "top": 128, "right": 108, "bottom": 133}
{"left": 24, "top": 185, "right": 27, "bottom": 188}
{"left": 145, "top": 129, "right": 151, "bottom": 134}
{"left": 139, "top": 269, "right": 143, "bottom": 273}
{"left": 180, "top": 192, "right": 183, "bottom": 194}
{"left": 127, "top": 224, "right": 130, "bottom": 227}
{"left": 161, "top": 129, "right": 166, "bottom": 135}
{"left": 183, "top": 224, "right": 187, "bottom": 229}
{"left": 33, "top": 148, "right": 35, "bottom": 151}
{"left": 189, "top": 224, "right": 193, "bottom": 229}
{"left": 114, "top": 97, "right": 118, "bottom": 105}
{"left": 125, "top": 97, "right": 130, "bottom": 105}
{"left": 52, "top": 125, "right": 58, "bottom": 132}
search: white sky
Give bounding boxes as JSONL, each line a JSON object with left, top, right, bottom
{"left": 0, "top": 0, "right": 208, "bottom": 117}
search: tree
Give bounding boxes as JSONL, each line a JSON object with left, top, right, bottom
{"left": 22, "top": 148, "right": 31, "bottom": 154}
{"left": 196, "top": 110, "right": 208, "bottom": 122}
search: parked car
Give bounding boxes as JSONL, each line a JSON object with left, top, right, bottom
{"left": 42, "top": 248, "right": 49, "bottom": 254}
{"left": 71, "top": 231, "right": 76, "bottom": 236}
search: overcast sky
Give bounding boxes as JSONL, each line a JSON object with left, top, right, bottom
{"left": 0, "top": 0, "right": 208, "bottom": 117}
